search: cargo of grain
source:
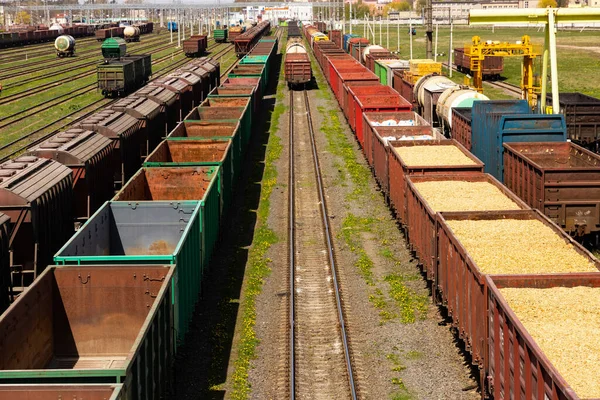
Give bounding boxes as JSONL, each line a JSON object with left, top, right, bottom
{"left": 413, "top": 181, "right": 521, "bottom": 211}
{"left": 395, "top": 145, "right": 478, "bottom": 167}
{"left": 500, "top": 286, "right": 600, "bottom": 398}
{"left": 446, "top": 219, "right": 598, "bottom": 274}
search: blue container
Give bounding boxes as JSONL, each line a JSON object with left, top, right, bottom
{"left": 168, "top": 21, "right": 178, "bottom": 32}
{"left": 471, "top": 100, "right": 530, "bottom": 175}
{"left": 472, "top": 107, "right": 567, "bottom": 181}
{"left": 343, "top": 34, "right": 359, "bottom": 52}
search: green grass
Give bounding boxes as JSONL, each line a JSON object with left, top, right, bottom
{"left": 386, "top": 352, "right": 413, "bottom": 400}
{"left": 229, "top": 37, "right": 286, "bottom": 400}
{"left": 345, "top": 24, "right": 600, "bottom": 98}
{"left": 383, "top": 273, "right": 428, "bottom": 324}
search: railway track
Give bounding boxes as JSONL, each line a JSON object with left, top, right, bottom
{"left": 0, "top": 37, "right": 186, "bottom": 96}
{"left": 0, "top": 34, "right": 172, "bottom": 80}
{"left": 0, "top": 36, "right": 99, "bottom": 62}
{"left": 0, "top": 43, "right": 235, "bottom": 161}
{"left": 288, "top": 88, "right": 357, "bottom": 399}
{"left": 442, "top": 61, "right": 521, "bottom": 97}
{"left": 0, "top": 40, "right": 226, "bottom": 121}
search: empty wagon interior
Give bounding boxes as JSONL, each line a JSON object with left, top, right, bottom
{"left": 58, "top": 202, "right": 197, "bottom": 256}
{"left": 115, "top": 167, "right": 217, "bottom": 201}
{"left": 0, "top": 266, "right": 169, "bottom": 371}
{"left": 169, "top": 121, "right": 239, "bottom": 138}
{"left": 147, "top": 140, "right": 230, "bottom": 163}
{"left": 0, "top": 385, "right": 121, "bottom": 399}
{"left": 508, "top": 142, "right": 599, "bottom": 169}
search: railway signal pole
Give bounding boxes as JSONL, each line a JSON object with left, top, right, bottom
{"left": 426, "top": 0, "right": 432, "bottom": 59}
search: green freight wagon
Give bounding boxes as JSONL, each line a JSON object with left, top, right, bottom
{"left": 54, "top": 201, "right": 202, "bottom": 350}
{"left": 239, "top": 55, "right": 270, "bottom": 85}
{"left": 167, "top": 120, "right": 243, "bottom": 184}
{"left": 97, "top": 60, "right": 136, "bottom": 97}
{"left": 144, "top": 139, "right": 235, "bottom": 216}
{"left": 213, "top": 28, "right": 228, "bottom": 43}
{"left": 101, "top": 37, "right": 127, "bottom": 59}
{"left": 113, "top": 166, "right": 222, "bottom": 267}
{"left": 0, "top": 265, "right": 174, "bottom": 399}
{"left": 198, "top": 97, "right": 252, "bottom": 150}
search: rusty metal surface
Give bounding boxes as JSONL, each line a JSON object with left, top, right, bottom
{"left": 0, "top": 156, "right": 73, "bottom": 285}
{"left": 115, "top": 166, "right": 217, "bottom": 201}
{"left": 503, "top": 141, "right": 600, "bottom": 235}
{"left": 76, "top": 110, "right": 143, "bottom": 188}
{"left": 168, "top": 121, "right": 240, "bottom": 139}
{"left": 146, "top": 139, "right": 230, "bottom": 164}
{"left": 0, "top": 384, "right": 123, "bottom": 400}
{"left": 451, "top": 107, "right": 472, "bottom": 150}
{"left": 0, "top": 265, "right": 174, "bottom": 399}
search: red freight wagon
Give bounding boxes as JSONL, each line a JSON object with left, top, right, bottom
{"left": 285, "top": 53, "right": 312, "bottom": 87}
{"left": 486, "top": 273, "right": 600, "bottom": 400}
{"left": 183, "top": 35, "right": 208, "bottom": 57}
{"left": 436, "top": 210, "right": 599, "bottom": 393}
{"left": 387, "top": 139, "right": 483, "bottom": 225}
{"left": 503, "top": 141, "right": 600, "bottom": 235}
{"left": 347, "top": 87, "right": 412, "bottom": 147}
{"left": 363, "top": 110, "right": 431, "bottom": 174}
{"left": 405, "top": 173, "right": 528, "bottom": 282}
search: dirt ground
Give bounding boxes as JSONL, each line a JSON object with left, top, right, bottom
{"left": 172, "top": 39, "right": 480, "bottom": 400}
{"left": 248, "top": 52, "right": 480, "bottom": 399}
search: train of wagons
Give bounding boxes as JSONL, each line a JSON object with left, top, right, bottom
{"left": 0, "top": 24, "right": 275, "bottom": 398}
{"left": 305, "top": 21, "right": 600, "bottom": 400}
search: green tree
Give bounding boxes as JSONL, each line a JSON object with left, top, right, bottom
{"left": 538, "top": 0, "right": 558, "bottom": 7}
{"left": 344, "top": 0, "right": 372, "bottom": 20}
{"left": 15, "top": 11, "right": 31, "bottom": 24}
{"left": 383, "top": 1, "right": 411, "bottom": 16}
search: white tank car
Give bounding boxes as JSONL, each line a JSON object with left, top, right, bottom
{"left": 286, "top": 39, "right": 307, "bottom": 54}
{"left": 124, "top": 26, "right": 141, "bottom": 42}
{"left": 49, "top": 24, "right": 64, "bottom": 35}
{"left": 54, "top": 35, "right": 75, "bottom": 57}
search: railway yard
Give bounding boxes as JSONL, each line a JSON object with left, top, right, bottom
{"left": 1, "top": 13, "right": 600, "bottom": 400}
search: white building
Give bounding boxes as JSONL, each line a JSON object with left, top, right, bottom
{"left": 262, "top": 4, "right": 313, "bottom": 23}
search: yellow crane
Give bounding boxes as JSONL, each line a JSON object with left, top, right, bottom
{"left": 465, "top": 35, "right": 540, "bottom": 110}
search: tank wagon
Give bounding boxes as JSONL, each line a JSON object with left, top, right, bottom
{"left": 454, "top": 47, "right": 503, "bottom": 80}
{"left": 233, "top": 20, "right": 271, "bottom": 57}
{"left": 123, "top": 25, "right": 140, "bottom": 42}
{"left": 54, "top": 34, "right": 75, "bottom": 57}
{"left": 285, "top": 38, "right": 312, "bottom": 88}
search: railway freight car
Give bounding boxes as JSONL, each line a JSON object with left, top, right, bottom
{"left": 183, "top": 35, "right": 208, "bottom": 57}
{"left": 0, "top": 157, "right": 73, "bottom": 301}
{"left": 233, "top": 20, "right": 271, "bottom": 57}
{"left": 54, "top": 34, "right": 75, "bottom": 57}
{"left": 123, "top": 25, "right": 141, "bottom": 42}
{"left": 454, "top": 47, "right": 503, "bottom": 80}
{"left": 285, "top": 38, "right": 312, "bottom": 88}
{"left": 0, "top": 264, "right": 175, "bottom": 400}
{"left": 25, "top": 128, "right": 117, "bottom": 223}
{"left": 213, "top": 28, "right": 228, "bottom": 43}
{"left": 97, "top": 54, "right": 152, "bottom": 97}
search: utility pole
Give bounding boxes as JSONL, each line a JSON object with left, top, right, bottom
{"left": 349, "top": 0, "right": 352, "bottom": 34}
{"left": 448, "top": 17, "right": 453, "bottom": 77}
{"left": 426, "top": 0, "right": 432, "bottom": 59}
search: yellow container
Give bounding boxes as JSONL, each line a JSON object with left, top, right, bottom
{"left": 409, "top": 59, "right": 442, "bottom": 76}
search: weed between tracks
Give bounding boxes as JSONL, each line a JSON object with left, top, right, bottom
{"left": 229, "top": 60, "right": 286, "bottom": 400}
{"left": 308, "top": 39, "right": 429, "bottom": 400}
